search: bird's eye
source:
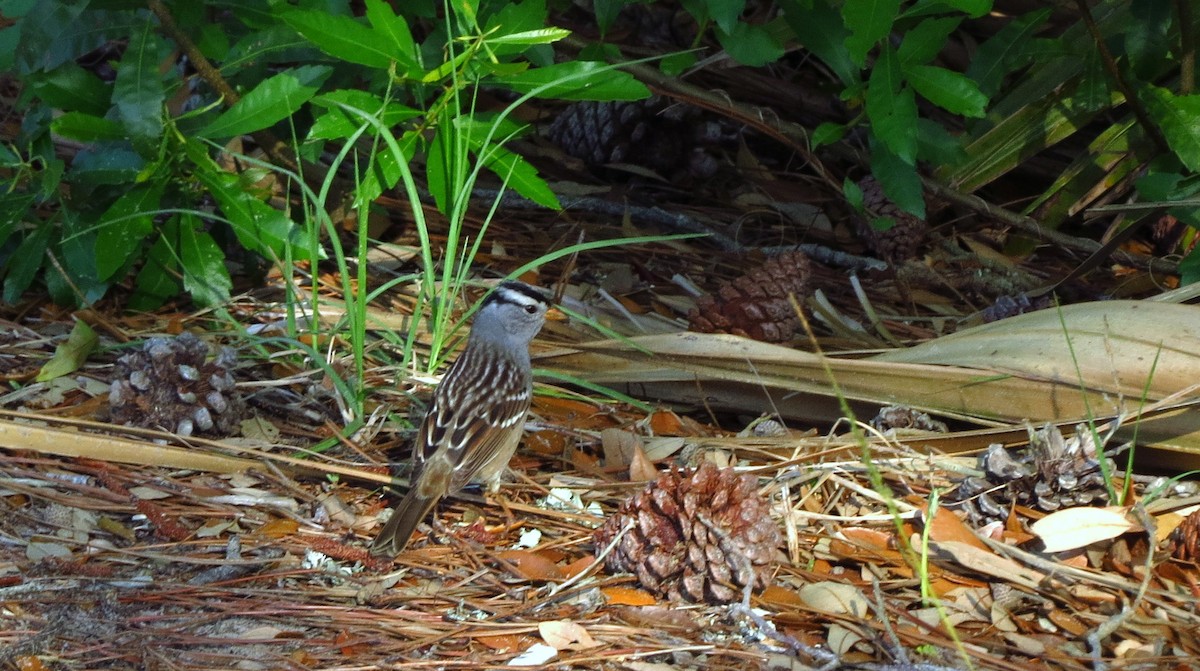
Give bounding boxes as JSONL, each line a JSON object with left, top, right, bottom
{"left": 525, "top": 305, "right": 538, "bottom": 314}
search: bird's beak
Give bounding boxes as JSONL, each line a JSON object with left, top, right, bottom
{"left": 545, "top": 307, "right": 567, "bottom": 322}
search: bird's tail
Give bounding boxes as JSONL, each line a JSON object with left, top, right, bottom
{"left": 369, "top": 490, "right": 441, "bottom": 558}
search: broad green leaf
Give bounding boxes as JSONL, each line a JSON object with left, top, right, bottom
{"left": 708, "top": 0, "right": 747, "bottom": 35}
{"left": 716, "top": 22, "right": 785, "bottom": 67}
{"left": 478, "top": 143, "right": 559, "bottom": 210}
{"left": 130, "top": 217, "right": 182, "bottom": 310}
{"left": 2, "top": 221, "right": 51, "bottom": 303}
{"left": 27, "top": 62, "right": 109, "bottom": 115}
{"left": 932, "top": 0, "right": 991, "bottom": 18}
{"left": 280, "top": 8, "right": 397, "bottom": 68}
{"left": 426, "top": 123, "right": 460, "bottom": 216}
{"left": 179, "top": 213, "right": 231, "bottom": 307}
{"left": 866, "top": 46, "right": 917, "bottom": 163}
{"left": 812, "top": 122, "right": 847, "bottom": 148}
{"left": 904, "top": 64, "right": 987, "bottom": 117}
{"left": 967, "top": 9, "right": 1051, "bottom": 98}
{"left": 50, "top": 112, "right": 125, "bottom": 142}
{"left": 486, "top": 27, "right": 571, "bottom": 47}
{"left": 0, "top": 193, "right": 34, "bottom": 248}
{"left": 309, "top": 90, "right": 420, "bottom": 140}
{"left": 779, "top": 0, "right": 857, "bottom": 86}
{"left": 482, "top": 0, "right": 549, "bottom": 47}
{"left": 1127, "top": 0, "right": 1172, "bottom": 80}
{"left": 1143, "top": 86, "right": 1200, "bottom": 173}
{"left": 870, "top": 142, "right": 925, "bottom": 218}
{"left": 843, "top": 176, "right": 864, "bottom": 210}
{"left": 1179, "top": 246, "right": 1200, "bottom": 286}
{"left": 95, "top": 182, "right": 164, "bottom": 281}
{"left": 490, "top": 61, "right": 650, "bottom": 101}
{"left": 113, "top": 18, "right": 164, "bottom": 154}
{"left": 896, "top": 17, "right": 959, "bottom": 66}
{"left": 364, "top": 0, "right": 416, "bottom": 71}
{"left": 593, "top": 0, "right": 622, "bottom": 35}
{"left": 36, "top": 318, "right": 98, "bottom": 382}
{"left": 843, "top": 0, "right": 901, "bottom": 67}
{"left": 199, "top": 169, "right": 297, "bottom": 258}
{"left": 200, "top": 65, "right": 331, "bottom": 138}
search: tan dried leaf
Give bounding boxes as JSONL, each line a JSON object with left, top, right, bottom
{"left": 1030, "top": 506, "right": 1138, "bottom": 552}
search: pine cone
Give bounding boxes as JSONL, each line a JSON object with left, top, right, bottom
{"left": 1168, "top": 509, "right": 1200, "bottom": 562}
{"left": 947, "top": 424, "right": 1114, "bottom": 526}
{"left": 593, "top": 462, "right": 780, "bottom": 604}
{"left": 109, "top": 332, "right": 243, "bottom": 436}
{"left": 545, "top": 97, "right": 721, "bottom": 179}
{"left": 854, "top": 175, "right": 927, "bottom": 262}
{"left": 688, "top": 250, "right": 812, "bottom": 342}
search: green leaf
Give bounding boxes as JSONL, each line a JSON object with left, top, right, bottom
{"left": 309, "top": 90, "right": 420, "bottom": 140}
{"left": 200, "top": 65, "right": 331, "bottom": 138}
{"left": 896, "top": 17, "right": 959, "bottom": 66}
{"left": 36, "top": 318, "right": 98, "bottom": 382}
{"left": 716, "top": 22, "right": 785, "bottom": 67}
{"left": 843, "top": 176, "right": 865, "bottom": 210}
{"left": 1127, "top": 0, "right": 1172, "bottom": 80}
{"left": 866, "top": 46, "right": 918, "bottom": 163}
{"left": 2, "top": 221, "right": 52, "bottom": 303}
{"left": 178, "top": 213, "right": 231, "bottom": 307}
{"left": 50, "top": 112, "right": 125, "bottom": 142}
{"left": 37, "top": 318, "right": 97, "bottom": 381}
{"left": 364, "top": 0, "right": 417, "bottom": 72}
{"left": 1179, "top": 245, "right": 1200, "bottom": 286}
{"left": 934, "top": 0, "right": 992, "bottom": 19}
{"left": 812, "top": 122, "right": 847, "bottom": 148}
{"left": 95, "top": 182, "right": 164, "bottom": 281}
{"left": 426, "top": 123, "right": 459, "bottom": 216}
{"left": 1143, "top": 86, "right": 1200, "bottom": 173}
{"left": 904, "top": 64, "right": 987, "bottom": 117}
{"left": 870, "top": 143, "right": 925, "bottom": 218}
{"left": 486, "top": 27, "right": 571, "bottom": 47}
{"left": 198, "top": 168, "right": 297, "bottom": 258}
{"left": 593, "top": 0, "right": 622, "bottom": 35}
{"left": 113, "top": 18, "right": 164, "bottom": 154}
{"left": 843, "top": 0, "right": 901, "bottom": 67}
{"left": 130, "top": 217, "right": 182, "bottom": 310}
{"left": 27, "top": 62, "right": 110, "bottom": 115}
{"left": 478, "top": 143, "right": 559, "bottom": 210}
{"left": 780, "top": 0, "right": 856, "bottom": 86}
{"left": 708, "top": 0, "right": 747, "bottom": 35}
{"left": 490, "top": 61, "right": 650, "bottom": 101}
{"left": 966, "top": 9, "right": 1051, "bottom": 98}
{"left": 280, "top": 8, "right": 398, "bottom": 68}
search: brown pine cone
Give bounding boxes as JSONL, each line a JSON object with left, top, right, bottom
{"left": 688, "top": 250, "right": 812, "bottom": 342}
{"left": 593, "top": 462, "right": 781, "bottom": 604}
{"left": 854, "top": 175, "right": 927, "bottom": 262}
{"left": 109, "top": 332, "right": 243, "bottom": 436}
{"left": 1169, "top": 509, "right": 1200, "bottom": 562}
{"left": 545, "top": 97, "right": 722, "bottom": 180}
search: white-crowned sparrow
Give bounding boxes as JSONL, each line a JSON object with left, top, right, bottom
{"left": 369, "top": 281, "right": 552, "bottom": 557}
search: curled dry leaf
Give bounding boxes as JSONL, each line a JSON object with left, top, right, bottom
{"left": 493, "top": 550, "right": 566, "bottom": 582}
{"left": 601, "top": 585, "right": 657, "bottom": 606}
{"left": 1030, "top": 506, "right": 1138, "bottom": 553}
{"left": 537, "top": 620, "right": 600, "bottom": 650}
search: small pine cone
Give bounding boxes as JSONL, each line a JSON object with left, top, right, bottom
{"left": 854, "top": 176, "right": 927, "bottom": 262}
{"left": 109, "top": 332, "right": 243, "bottom": 437}
{"left": 593, "top": 462, "right": 781, "bottom": 604}
{"left": 1168, "top": 509, "right": 1200, "bottom": 562}
{"left": 546, "top": 97, "right": 708, "bottom": 178}
{"left": 946, "top": 424, "right": 1113, "bottom": 526}
{"left": 688, "top": 250, "right": 812, "bottom": 342}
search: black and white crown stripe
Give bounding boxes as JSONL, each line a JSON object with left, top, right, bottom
{"left": 486, "top": 281, "right": 550, "bottom": 310}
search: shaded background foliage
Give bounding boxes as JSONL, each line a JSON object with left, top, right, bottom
{"left": 0, "top": 0, "right": 1197, "bottom": 306}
